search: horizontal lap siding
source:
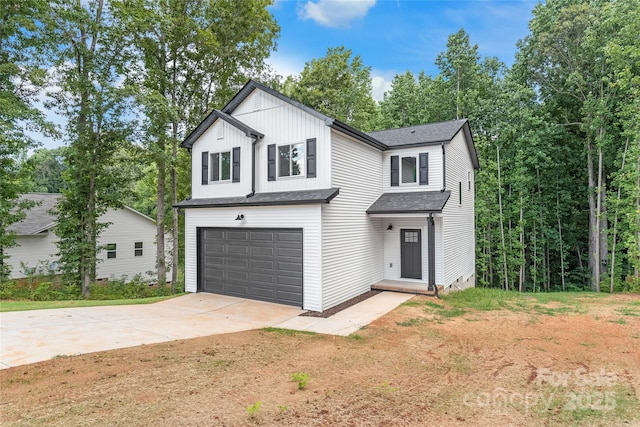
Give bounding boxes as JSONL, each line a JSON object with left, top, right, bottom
{"left": 379, "top": 217, "right": 444, "bottom": 284}
{"left": 442, "top": 130, "right": 475, "bottom": 287}
{"left": 321, "top": 132, "right": 384, "bottom": 311}
{"left": 382, "top": 145, "right": 443, "bottom": 193}
{"left": 6, "top": 233, "right": 59, "bottom": 279}
{"left": 184, "top": 205, "right": 322, "bottom": 311}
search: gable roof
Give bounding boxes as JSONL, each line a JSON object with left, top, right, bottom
{"left": 8, "top": 193, "right": 61, "bottom": 235}
{"left": 368, "top": 119, "right": 479, "bottom": 169}
{"left": 367, "top": 191, "right": 451, "bottom": 214}
{"left": 181, "top": 79, "right": 478, "bottom": 166}
{"left": 8, "top": 193, "right": 157, "bottom": 235}
{"left": 181, "top": 109, "right": 264, "bottom": 149}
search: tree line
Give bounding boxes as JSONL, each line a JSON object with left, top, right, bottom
{"left": 1, "top": 0, "right": 638, "bottom": 295}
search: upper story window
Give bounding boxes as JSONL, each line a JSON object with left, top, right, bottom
{"left": 268, "top": 139, "right": 316, "bottom": 181}
{"left": 278, "top": 143, "right": 305, "bottom": 177}
{"left": 201, "top": 147, "right": 240, "bottom": 185}
{"left": 211, "top": 151, "right": 231, "bottom": 181}
{"left": 401, "top": 156, "right": 417, "bottom": 184}
{"left": 391, "top": 152, "right": 429, "bottom": 187}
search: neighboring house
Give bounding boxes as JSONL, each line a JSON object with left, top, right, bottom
{"left": 176, "top": 80, "right": 479, "bottom": 311}
{"left": 6, "top": 193, "right": 170, "bottom": 281}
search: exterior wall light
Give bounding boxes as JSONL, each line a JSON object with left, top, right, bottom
{"left": 387, "top": 224, "right": 393, "bottom": 230}
{"left": 235, "top": 213, "right": 244, "bottom": 221}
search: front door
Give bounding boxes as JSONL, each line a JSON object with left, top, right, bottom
{"left": 401, "top": 229, "right": 422, "bottom": 279}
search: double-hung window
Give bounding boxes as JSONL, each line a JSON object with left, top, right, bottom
{"left": 401, "top": 156, "right": 417, "bottom": 184}
{"left": 278, "top": 142, "right": 305, "bottom": 177}
{"left": 134, "top": 242, "right": 143, "bottom": 257}
{"left": 211, "top": 151, "right": 231, "bottom": 181}
{"left": 106, "top": 243, "right": 116, "bottom": 259}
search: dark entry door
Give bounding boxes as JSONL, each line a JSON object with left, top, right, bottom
{"left": 401, "top": 229, "right": 422, "bottom": 279}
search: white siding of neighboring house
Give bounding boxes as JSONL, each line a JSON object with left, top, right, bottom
{"left": 96, "top": 207, "right": 169, "bottom": 281}
{"left": 382, "top": 145, "right": 444, "bottom": 193}
{"left": 191, "top": 120, "right": 254, "bottom": 199}
{"left": 321, "top": 131, "right": 384, "bottom": 311}
{"left": 376, "top": 216, "right": 444, "bottom": 285}
{"left": 6, "top": 207, "right": 166, "bottom": 282}
{"left": 442, "top": 130, "right": 476, "bottom": 289}
{"left": 231, "top": 89, "right": 333, "bottom": 193}
{"left": 184, "top": 205, "right": 323, "bottom": 311}
{"left": 6, "top": 232, "right": 58, "bottom": 279}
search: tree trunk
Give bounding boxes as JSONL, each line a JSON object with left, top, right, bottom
{"left": 496, "top": 144, "right": 509, "bottom": 291}
{"left": 156, "top": 148, "right": 166, "bottom": 289}
{"left": 519, "top": 194, "right": 524, "bottom": 292}
{"left": 587, "top": 137, "right": 599, "bottom": 291}
{"left": 610, "top": 138, "right": 629, "bottom": 292}
{"left": 171, "top": 123, "right": 179, "bottom": 291}
{"left": 556, "top": 182, "right": 566, "bottom": 292}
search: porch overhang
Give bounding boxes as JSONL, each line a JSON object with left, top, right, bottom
{"left": 366, "top": 190, "right": 451, "bottom": 215}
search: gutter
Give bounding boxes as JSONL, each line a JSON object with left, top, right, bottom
{"left": 441, "top": 142, "right": 446, "bottom": 192}
{"left": 246, "top": 135, "right": 263, "bottom": 198}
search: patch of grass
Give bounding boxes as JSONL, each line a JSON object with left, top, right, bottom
{"left": 396, "top": 317, "right": 424, "bottom": 327}
{"left": 423, "top": 301, "right": 443, "bottom": 309}
{"left": 246, "top": 401, "right": 262, "bottom": 418}
{"left": 616, "top": 307, "right": 639, "bottom": 316}
{"left": 438, "top": 307, "right": 466, "bottom": 318}
{"left": 0, "top": 295, "right": 183, "bottom": 312}
{"left": 262, "top": 327, "right": 317, "bottom": 336}
{"left": 401, "top": 300, "right": 422, "bottom": 307}
{"left": 348, "top": 333, "right": 364, "bottom": 340}
{"left": 376, "top": 380, "right": 398, "bottom": 394}
{"left": 580, "top": 342, "right": 596, "bottom": 348}
{"left": 609, "top": 318, "right": 628, "bottom": 325}
{"left": 442, "top": 288, "right": 521, "bottom": 311}
{"left": 291, "top": 372, "right": 309, "bottom": 390}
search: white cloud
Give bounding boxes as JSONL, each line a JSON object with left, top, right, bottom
{"left": 371, "top": 70, "right": 395, "bottom": 102}
{"left": 298, "top": 0, "right": 376, "bottom": 28}
{"left": 267, "top": 53, "right": 306, "bottom": 78}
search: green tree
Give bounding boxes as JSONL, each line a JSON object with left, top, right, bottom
{"left": 290, "top": 46, "right": 379, "bottom": 131}
{"left": 22, "top": 147, "right": 67, "bottom": 193}
{"left": 115, "top": 0, "right": 279, "bottom": 289}
{"left": 0, "top": 0, "right": 52, "bottom": 282}
{"left": 42, "top": 0, "right": 134, "bottom": 297}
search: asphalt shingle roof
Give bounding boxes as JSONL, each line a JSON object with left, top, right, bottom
{"left": 367, "top": 120, "right": 468, "bottom": 147}
{"left": 175, "top": 188, "right": 340, "bottom": 208}
{"left": 8, "top": 193, "right": 61, "bottom": 235}
{"left": 366, "top": 191, "right": 451, "bottom": 214}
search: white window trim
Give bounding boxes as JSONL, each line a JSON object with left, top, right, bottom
{"left": 400, "top": 155, "right": 418, "bottom": 186}
{"left": 277, "top": 142, "right": 305, "bottom": 179}
{"left": 210, "top": 151, "right": 232, "bottom": 183}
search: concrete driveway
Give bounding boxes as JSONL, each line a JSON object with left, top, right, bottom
{"left": 0, "top": 291, "right": 412, "bottom": 369}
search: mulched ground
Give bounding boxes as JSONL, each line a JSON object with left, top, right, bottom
{"left": 299, "top": 290, "right": 382, "bottom": 318}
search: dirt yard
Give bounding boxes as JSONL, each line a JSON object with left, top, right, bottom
{"left": 1, "top": 292, "right": 639, "bottom": 426}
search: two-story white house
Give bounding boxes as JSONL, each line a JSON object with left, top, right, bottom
{"left": 176, "top": 80, "right": 479, "bottom": 312}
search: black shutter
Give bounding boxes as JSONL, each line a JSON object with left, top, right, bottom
{"left": 211, "top": 153, "right": 219, "bottom": 182}
{"left": 201, "top": 151, "right": 209, "bottom": 185}
{"left": 390, "top": 155, "right": 399, "bottom": 186}
{"left": 232, "top": 147, "right": 240, "bottom": 182}
{"left": 419, "top": 152, "right": 429, "bottom": 185}
{"left": 306, "top": 138, "right": 316, "bottom": 178}
{"left": 267, "top": 144, "right": 276, "bottom": 181}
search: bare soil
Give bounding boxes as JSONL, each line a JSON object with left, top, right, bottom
{"left": 1, "top": 293, "right": 639, "bottom": 426}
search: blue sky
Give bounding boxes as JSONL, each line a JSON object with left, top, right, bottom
{"left": 267, "top": 0, "right": 541, "bottom": 100}
{"left": 34, "top": 0, "right": 540, "bottom": 150}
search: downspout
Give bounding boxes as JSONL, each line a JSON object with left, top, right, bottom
{"left": 246, "top": 135, "right": 262, "bottom": 198}
{"left": 441, "top": 142, "right": 446, "bottom": 192}
{"left": 428, "top": 213, "right": 439, "bottom": 298}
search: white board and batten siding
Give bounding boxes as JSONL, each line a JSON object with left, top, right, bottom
{"left": 96, "top": 207, "right": 170, "bottom": 281}
{"left": 191, "top": 120, "right": 253, "bottom": 199}
{"left": 378, "top": 217, "right": 444, "bottom": 285}
{"left": 321, "top": 131, "right": 384, "bottom": 311}
{"left": 442, "top": 129, "right": 476, "bottom": 288}
{"left": 382, "top": 145, "right": 443, "bottom": 193}
{"left": 184, "top": 205, "right": 323, "bottom": 311}
{"left": 232, "top": 89, "right": 332, "bottom": 193}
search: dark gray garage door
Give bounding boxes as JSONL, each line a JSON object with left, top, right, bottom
{"left": 198, "top": 228, "right": 303, "bottom": 306}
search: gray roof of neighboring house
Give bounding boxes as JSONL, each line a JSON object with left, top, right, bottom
{"left": 366, "top": 191, "right": 451, "bottom": 214}
{"left": 181, "top": 109, "right": 264, "bottom": 149}
{"left": 175, "top": 188, "right": 340, "bottom": 208}
{"left": 7, "top": 193, "right": 61, "bottom": 235}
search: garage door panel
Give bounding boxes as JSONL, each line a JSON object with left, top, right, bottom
{"left": 199, "top": 227, "right": 303, "bottom": 306}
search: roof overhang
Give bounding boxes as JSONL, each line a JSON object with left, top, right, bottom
{"left": 181, "top": 109, "right": 264, "bottom": 149}
{"left": 175, "top": 188, "right": 340, "bottom": 209}
{"left": 366, "top": 191, "right": 451, "bottom": 214}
